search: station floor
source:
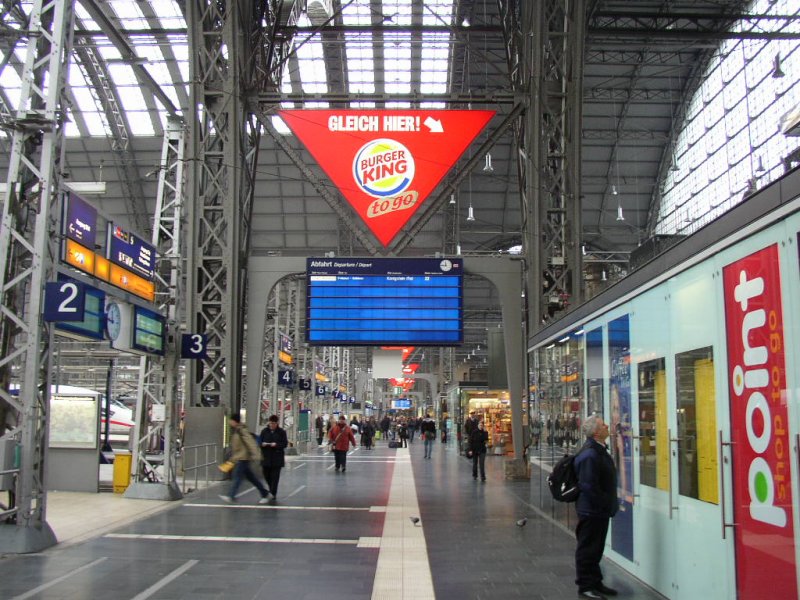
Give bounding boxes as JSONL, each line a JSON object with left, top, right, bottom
{"left": 0, "top": 439, "right": 665, "bottom": 600}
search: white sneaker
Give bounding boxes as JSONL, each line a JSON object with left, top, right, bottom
{"left": 258, "top": 496, "right": 270, "bottom": 504}
{"left": 219, "top": 495, "right": 233, "bottom": 503}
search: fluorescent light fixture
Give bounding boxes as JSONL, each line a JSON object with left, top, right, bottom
{"left": 64, "top": 182, "right": 107, "bottom": 195}
{"left": 0, "top": 181, "right": 107, "bottom": 195}
{"left": 558, "top": 336, "right": 570, "bottom": 343}
{"left": 574, "top": 329, "right": 585, "bottom": 335}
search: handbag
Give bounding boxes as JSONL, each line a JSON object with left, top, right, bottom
{"left": 218, "top": 460, "right": 235, "bottom": 473}
{"left": 466, "top": 449, "right": 474, "bottom": 459}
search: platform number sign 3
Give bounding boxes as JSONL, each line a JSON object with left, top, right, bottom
{"left": 181, "top": 333, "right": 208, "bottom": 359}
{"left": 44, "top": 280, "right": 86, "bottom": 322}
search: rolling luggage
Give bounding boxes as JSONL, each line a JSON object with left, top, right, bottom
{"left": 388, "top": 441, "right": 401, "bottom": 449}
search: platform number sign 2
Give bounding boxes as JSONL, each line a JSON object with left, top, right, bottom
{"left": 181, "top": 333, "right": 208, "bottom": 359}
{"left": 44, "top": 280, "right": 86, "bottom": 322}
{"left": 278, "top": 369, "right": 294, "bottom": 388}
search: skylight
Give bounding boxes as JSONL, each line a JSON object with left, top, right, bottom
{"left": 657, "top": 0, "right": 800, "bottom": 235}
{"left": 1, "top": 0, "right": 459, "bottom": 141}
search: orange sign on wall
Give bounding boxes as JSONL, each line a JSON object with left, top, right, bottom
{"left": 279, "top": 110, "right": 494, "bottom": 246}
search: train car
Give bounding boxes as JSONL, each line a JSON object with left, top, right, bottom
{"left": 527, "top": 167, "right": 800, "bottom": 599}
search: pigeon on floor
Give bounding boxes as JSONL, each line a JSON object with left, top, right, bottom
{"left": 516, "top": 517, "right": 528, "bottom": 527}
{"left": 409, "top": 516, "right": 421, "bottom": 526}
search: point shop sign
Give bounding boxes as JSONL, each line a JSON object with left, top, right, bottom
{"left": 278, "top": 110, "right": 494, "bottom": 246}
{"left": 722, "top": 244, "right": 797, "bottom": 600}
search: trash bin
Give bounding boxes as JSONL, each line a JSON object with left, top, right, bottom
{"left": 113, "top": 451, "right": 132, "bottom": 493}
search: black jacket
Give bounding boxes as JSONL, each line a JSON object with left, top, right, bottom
{"left": 573, "top": 438, "right": 618, "bottom": 518}
{"left": 259, "top": 426, "right": 288, "bottom": 468}
{"left": 420, "top": 417, "right": 436, "bottom": 437}
{"left": 468, "top": 428, "right": 489, "bottom": 454}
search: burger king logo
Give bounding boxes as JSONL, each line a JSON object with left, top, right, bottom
{"left": 353, "top": 138, "right": 415, "bottom": 198}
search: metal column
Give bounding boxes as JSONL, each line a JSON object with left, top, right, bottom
{"left": 0, "top": 0, "right": 74, "bottom": 553}
{"left": 125, "top": 118, "right": 186, "bottom": 501}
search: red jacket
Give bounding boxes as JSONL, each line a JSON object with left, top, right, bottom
{"left": 329, "top": 423, "right": 356, "bottom": 451}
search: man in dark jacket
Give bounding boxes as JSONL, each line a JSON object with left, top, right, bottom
{"left": 420, "top": 414, "right": 436, "bottom": 459}
{"left": 259, "top": 415, "right": 288, "bottom": 501}
{"left": 573, "top": 415, "right": 619, "bottom": 599}
{"left": 315, "top": 414, "right": 324, "bottom": 446}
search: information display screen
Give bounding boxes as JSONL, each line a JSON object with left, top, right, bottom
{"left": 132, "top": 305, "right": 165, "bottom": 355}
{"left": 306, "top": 257, "right": 462, "bottom": 345}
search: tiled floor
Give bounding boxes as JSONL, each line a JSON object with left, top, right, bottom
{"left": 0, "top": 440, "right": 666, "bottom": 599}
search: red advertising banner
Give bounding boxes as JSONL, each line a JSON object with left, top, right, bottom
{"left": 723, "top": 244, "right": 797, "bottom": 599}
{"left": 279, "top": 110, "right": 494, "bottom": 246}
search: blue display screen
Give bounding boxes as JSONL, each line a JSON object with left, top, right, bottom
{"left": 306, "top": 257, "right": 463, "bottom": 345}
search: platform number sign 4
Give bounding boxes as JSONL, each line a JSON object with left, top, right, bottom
{"left": 278, "top": 369, "right": 294, "bottom": 388}
{"left": 181, "top": 333, "right": 208, "bottom": 359}
{"left": 44, "top": 280, "right": 86, "bottom": 322}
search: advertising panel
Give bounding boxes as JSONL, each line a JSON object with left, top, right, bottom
{"left": 279, "top": 110, "right": 494, "bottom": 246}
{"left": 722, "top": 244, "right": 797, "bottom": 599}
{"left": 609, "top": 314, "right": 634, "bottom": 561}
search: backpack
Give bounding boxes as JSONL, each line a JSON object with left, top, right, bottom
{"left": 547, "top": 452, "right": 580, "bottom": 502}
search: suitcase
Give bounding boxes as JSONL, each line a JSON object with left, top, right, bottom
{"left": 388, "top": 441, "right": 401, "bottom": 449}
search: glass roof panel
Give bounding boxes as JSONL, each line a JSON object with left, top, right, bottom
{"left": 658, "top": 1, "right": 800, "bottom": 236}
{"left": 422, "top": 0, "right": 454, "bottom": 25}
{"left": 295, "top": 14, "right": 328, "bottom": 94}
{"left": 346, "top": 33, "right": 376, "bottom": 94}
{"left": 383, "top": 0, "right": 413, "bottom": 26}
{"left": 107, "top": 63, "right": 138, "bottom": 87}
{"left": 108, "top": 0, "right": 149, "bottom": 30}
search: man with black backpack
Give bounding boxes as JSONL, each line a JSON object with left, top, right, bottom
{"left": 573, "top": 415, "right": 618, "bottom": 599}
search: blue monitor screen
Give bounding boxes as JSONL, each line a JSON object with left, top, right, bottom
{"left": 306, "top": 257, "right": 463, "bottom": 346}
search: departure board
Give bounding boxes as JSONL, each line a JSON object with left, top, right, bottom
{"left": 306, "top": 257, "right": 463, "bottom": 345}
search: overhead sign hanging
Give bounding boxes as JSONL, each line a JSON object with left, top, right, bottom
{"left": 279, "top": 109, "right": 495, "bottom": 246}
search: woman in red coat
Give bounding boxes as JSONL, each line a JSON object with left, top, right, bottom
{"left": 329, "top": 415, "right": 357, "bottom": 472}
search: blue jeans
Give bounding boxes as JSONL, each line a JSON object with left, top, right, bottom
{"left": 229, "top": 460, "right": 267, "bottom": 499}
{"left": 423, "top": 437, "right": 434, "bottom": 458}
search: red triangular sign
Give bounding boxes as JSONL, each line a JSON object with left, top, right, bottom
{"left": 279, "top": 109, "right": 495, "bottom": 246}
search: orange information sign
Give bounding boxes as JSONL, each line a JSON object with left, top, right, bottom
{"left": 279, "top": 110, "right": 494, "bottom": 246}
{"left": 108, "top": 264, "right": 155, "bottom": 303}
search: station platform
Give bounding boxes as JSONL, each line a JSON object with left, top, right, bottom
{"left": 0, "top": 440, "right": 665, "bottom": 600}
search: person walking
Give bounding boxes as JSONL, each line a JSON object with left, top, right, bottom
{"left": 398, "top": 420, "right": 409, "bottom": 448}
{"left": 420, "top": 414, "right": 436, "bottom": 459}
{"left": 315, "top": 414, "right": 324, "bottom": 446}
{"left": 407, "top": 416, "right": 417, "bottom": 443}
{"left": 380, "top": 415, "right": 390, "bottom": 442}
{"left": 463, "top": 411, "right": 478, "bottom": 454}
{"left": 573, "top": 415, "right": 619, "bottom": 599}
{"left": 329, "top": 415, "right": 356, "bottom": 472}
{"left": 220, "top": 414, "right": 269, "bottom": 504}
{"left": 362, "top": 418, "right": 375, "bottom": 450}
{"left": 468, "top": 420, "right": 489, "bottom": 481}
{"left": 259, "top": 414, "right": 288, "bottom": 501}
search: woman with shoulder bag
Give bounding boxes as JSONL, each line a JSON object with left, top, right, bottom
{"left": 469, "top": 420, "right": 489, "bottom": 481}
